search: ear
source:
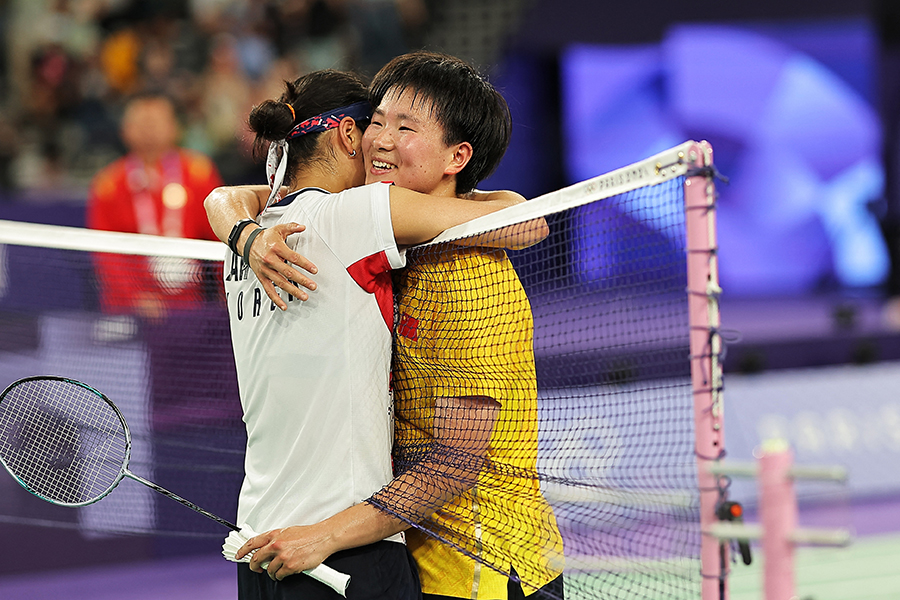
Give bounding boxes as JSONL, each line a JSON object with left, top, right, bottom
{"left": 443, "top": 141, "right": 473, "bottom": 176}
{"left": 335, "top": 116, "right": 360, "bottom": 156}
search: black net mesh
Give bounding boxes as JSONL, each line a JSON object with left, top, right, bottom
{"left": 0, "top": 162, "right": 705, "bottom": 597}
{"left": 369, "top": 176, "right": 701, "bottom": 599}
{"left": 0, "top": 244, "right": 244, "bottom": 537}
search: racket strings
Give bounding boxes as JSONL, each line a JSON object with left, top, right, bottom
{"left": 0, "top": 378, "right": 128, "bottom": 505}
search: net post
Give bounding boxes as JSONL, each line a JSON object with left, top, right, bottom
{"left": 758, "top": 440, "right": 797, "bottom": 600}
{"left": 683, "top": 141, "right": 727, "bottom": 600}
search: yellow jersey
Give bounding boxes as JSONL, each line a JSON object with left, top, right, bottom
{"left": 392, "top": 245, "right": 564, "bottom": 599}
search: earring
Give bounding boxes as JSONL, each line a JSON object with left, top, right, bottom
{"left": 349, "top": 150, "right": 357, "bottom": 158}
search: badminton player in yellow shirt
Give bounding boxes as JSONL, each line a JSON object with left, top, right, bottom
{"left": 390, "top": 240, "right": 564, "bottom": 599}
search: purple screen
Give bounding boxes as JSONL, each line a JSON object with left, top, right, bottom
{"left": 561, "top": 19, "right": 886, "bottom": 296}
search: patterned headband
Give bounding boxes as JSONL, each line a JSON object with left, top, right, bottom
{"left": 264, "top": 101, "right": 373, "bottom": 211}
{"left": 286, "top": 101, "right": 373, "bottom": 139}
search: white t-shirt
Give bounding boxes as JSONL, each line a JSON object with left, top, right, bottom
{"left": 224, "top": 183, "right": 405, "bottom": 535}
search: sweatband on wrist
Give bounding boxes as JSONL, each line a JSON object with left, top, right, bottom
{"left": 242, "top": 226, "right": 265, "bottom": 266}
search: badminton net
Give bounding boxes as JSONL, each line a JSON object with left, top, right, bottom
{"left": 367, "top": 141, "right": 713, "bottom": 600}
{"left": 0, "top": 141, "right": 718, "bottom": 600}
{"left": 0, "top": 223, "right": 244, "bottom": 537}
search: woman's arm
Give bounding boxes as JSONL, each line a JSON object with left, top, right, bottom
{"left": 206, "top": 184, "right": 540, "bottom": 310}
{"left": 235, "top": 395, "right": 500, "bottom": 581}
{"left": 388, "top": 186, "right": 524, "bottom": 247}
{"left": 204, "top": 185, "right": 318, "bottom": 310}
{"left": 459, "top": 190, "right": 550, "bottom": 250}
{"left": 204, "top": 185, "right": 269, "bottom": 244}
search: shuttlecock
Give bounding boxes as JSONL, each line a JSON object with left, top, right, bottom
{"left": 221, "top": 525, "right": 350, "bottom": 597}
{"left": 222, "top": 525, "right": 259, "bottom": 565}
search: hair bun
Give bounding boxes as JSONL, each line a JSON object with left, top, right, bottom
{"left": 248, "top": 100, "right": 295, "bottom": 142}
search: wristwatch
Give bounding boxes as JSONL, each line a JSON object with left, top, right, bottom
{"left": 227, "top": 218, "right": 258, "bottom": 255}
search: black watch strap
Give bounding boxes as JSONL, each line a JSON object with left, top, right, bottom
{"left": 227, "top": 218, "right": 258, "bottom": 255}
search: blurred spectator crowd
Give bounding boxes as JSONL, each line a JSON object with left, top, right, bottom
{"left": 0, "top": 0, "right": 431, "bottom": 197}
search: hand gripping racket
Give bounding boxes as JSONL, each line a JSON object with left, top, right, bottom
{"left": 0, "top": 376, "right": 350, "bottom": 596}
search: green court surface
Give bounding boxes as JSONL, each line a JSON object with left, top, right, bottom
{"left": 728, "top": 533, "right": 900, "bottom": 600}
{"left": 561, "top": 533, "right": 900, "bottom": 599}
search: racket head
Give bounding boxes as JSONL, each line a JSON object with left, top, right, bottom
{"left": 0, "top": 376, "right": 131, "bottom": 507}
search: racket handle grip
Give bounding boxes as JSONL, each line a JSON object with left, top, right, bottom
{"left": 305, "top": 564, "right": 351, "bottom": 597}
{"left": 258, "top": 561, "right": 350, "bottom": 597}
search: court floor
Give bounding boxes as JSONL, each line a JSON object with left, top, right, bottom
{"left": 1, "top": 532, "right": 898, "bottom": 600}
{"left": 728, "top": 532, "right": 900, "bottom": 600}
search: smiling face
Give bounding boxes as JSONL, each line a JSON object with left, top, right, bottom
{"left": 362, "top": 87, "right": 461, "bottom": 197}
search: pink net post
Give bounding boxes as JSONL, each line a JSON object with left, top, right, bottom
{"left": 759, "top": 441, "right": 797, "bottom": 600}
{"left": 683, "top": 141, "right": 728, "bottom": 599}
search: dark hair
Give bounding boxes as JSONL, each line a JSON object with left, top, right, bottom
{"left": 369, "top": 52, "right": 511, "bottom": 195}
{"left": 248, "top": 70, "right": 369, "bottom": 185}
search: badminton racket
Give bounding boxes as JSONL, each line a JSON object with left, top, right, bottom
{"left": 0, "top": 375, "right": 349, "bottom": 596}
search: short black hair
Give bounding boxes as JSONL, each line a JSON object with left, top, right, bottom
{"left": 369, "top": 52, "right": 511, "bottom": 195}
{"left": 248, "top": 70, "right": 369, "bottom": 185}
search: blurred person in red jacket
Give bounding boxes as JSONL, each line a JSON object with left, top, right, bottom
{"left": 87, "top": 93, "right": 223, "bottom": 319}
{"left": 86, "top": 94, "right": 239, "bottom": 539}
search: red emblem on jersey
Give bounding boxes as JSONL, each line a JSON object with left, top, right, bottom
{"left": 398, "top": 313, "right": 419, "bottom": 341}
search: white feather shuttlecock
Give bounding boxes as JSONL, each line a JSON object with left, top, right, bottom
{"left": 221, "top": 525, "right": 350, "bottom": 597}
{"left": 222, "top": 526, "right": 262, "bottom": 565}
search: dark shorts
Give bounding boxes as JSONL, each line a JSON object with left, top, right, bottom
{"left": 238, "top": 540, "right": 421, "bottom": 600}
{"left": 422, "top": 570, "right": 564, "bottom": 600}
